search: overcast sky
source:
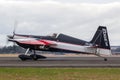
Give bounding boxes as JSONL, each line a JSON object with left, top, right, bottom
{"left": 0, "top": 0, "right": 120, "bottom": 46}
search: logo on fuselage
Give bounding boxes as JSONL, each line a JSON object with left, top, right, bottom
{"left": 102, "top": 29, "right": 108, "bottom": 46}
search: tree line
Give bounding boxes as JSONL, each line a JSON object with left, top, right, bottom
{"left": 0, "top": 46, "right": 26, "bottom": 53}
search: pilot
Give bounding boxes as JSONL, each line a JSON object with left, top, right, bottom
{"left": 52, "top": 33, "right": 57, "bottom": 38}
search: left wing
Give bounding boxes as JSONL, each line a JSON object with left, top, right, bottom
{"left": 8, "top": 38, "right": 57, "bottom": 46}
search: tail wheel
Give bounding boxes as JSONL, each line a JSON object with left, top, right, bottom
{"left": 104, "top": 58, "right": 107, "bottom": 61}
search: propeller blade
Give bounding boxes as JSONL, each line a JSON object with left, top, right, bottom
{"left": 13, "top": 21, "right": 18, "bottom": 38}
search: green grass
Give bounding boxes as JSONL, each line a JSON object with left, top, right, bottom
{"left": 0, "top": 68, "right": 120, "bottom": 80}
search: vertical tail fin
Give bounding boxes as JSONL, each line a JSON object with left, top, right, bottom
{"left": 90, "top": 26, "right": 110, "bottom": 50}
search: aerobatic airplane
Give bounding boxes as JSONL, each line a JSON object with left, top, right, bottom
{"left": 8, "top": 26, "right": 111, "bottom": 61}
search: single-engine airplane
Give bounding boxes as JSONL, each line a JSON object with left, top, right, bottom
{"left": 8, "top": 26, "right": 111, "bottom": 61}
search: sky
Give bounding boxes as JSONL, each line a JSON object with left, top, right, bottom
{"left": 0, "top": 0, "right": 120, "bottom": 46}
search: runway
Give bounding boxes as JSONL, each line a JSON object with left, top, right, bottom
{"left": 0, "top": 56, "right": 120, "bottom": 68}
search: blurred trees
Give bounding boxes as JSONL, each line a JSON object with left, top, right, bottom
{"left": 115, "top": 47, "right": 120, "bottom": 52}
{"left": 0, "top": 46, "right": 25, "bottom": 53}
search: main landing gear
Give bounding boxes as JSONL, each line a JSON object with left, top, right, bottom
{"left": 19, "top": 54, "right": 46, "bottom": 61}
{"left": 19, "top": 48, "right": 46, "bottom": 61}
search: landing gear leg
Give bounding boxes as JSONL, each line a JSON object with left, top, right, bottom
{"left": 19, "top": 48, "right": 31, "bottom": 61}
{"left": 19, "top": 48, "right": 46, "bottom": 61}
{"left": 25, "top": 48, "right": 30, "bottom": 55}
{"left": 30, "top": 50, "right": 38, "bottom": 61}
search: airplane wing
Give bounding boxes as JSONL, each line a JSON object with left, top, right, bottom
{"left": 9, "top": 38, "right": 57, "bottom": 46}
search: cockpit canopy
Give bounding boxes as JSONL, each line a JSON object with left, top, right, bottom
{"left": 48, "top": 33, "right": 59, "bottom": 38}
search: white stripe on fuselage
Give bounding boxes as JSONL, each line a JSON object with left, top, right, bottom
{"left": 49, "top": 40, "right": 111, "bottom": 56}
{"left": 51, "top": 41, "right": 94, "bottom": 53}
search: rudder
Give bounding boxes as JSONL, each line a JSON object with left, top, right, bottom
{"left": 90, "top": 26, "right": 111, "bottom": 50}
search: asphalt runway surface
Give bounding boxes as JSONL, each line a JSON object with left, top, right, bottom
{"left": 0, "top": 56, "right": 120, "bottom": 68}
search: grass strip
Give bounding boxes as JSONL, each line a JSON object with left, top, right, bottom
{"left": 0, "top": 68, "right": 120, "bottom": 80}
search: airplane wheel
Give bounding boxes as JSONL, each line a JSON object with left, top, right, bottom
{"left": 33, "top": 58, "right": 38, "bottom": 61}
{"left": 30, "top": 54, "right": 38, "bottom": 61}
{"left": 32, "top": 56, "right": 38, "bottom": 61}
{"left": 19, "top": 54, "right": 31, "bottom": 61}
{"left": 104, "top": 58, "right": 107, "bottom": 61}
{"left": 30, "top": 54, "right": 46, "bottom": 60}
{"left": 20, "top": 58, "right": 27, "bottom": 61}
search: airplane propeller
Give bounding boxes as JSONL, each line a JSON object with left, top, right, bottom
{"left": 11, "top": 21, "right": 18, "bottom": 52}
{"left": 6, "top": 21, "right": 18, "bottom": 52}
{"left": 12, "top": 20, "right": 17, "bottom": 39}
